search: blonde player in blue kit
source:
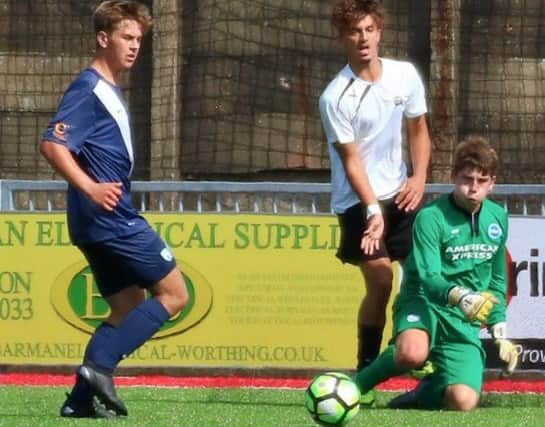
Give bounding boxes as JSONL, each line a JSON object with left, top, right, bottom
{"left": 40, "top": 1, "right": 188, "bottom": 418}
{"left": 354, "top": 136, "right": 519, "bottom": 410}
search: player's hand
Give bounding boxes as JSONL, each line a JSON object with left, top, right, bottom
{"left": 360, "top": 214, "right": 384, "bottom": 255}
{"left": 395, "top": 176, "right": 425, "bottom": 212}
{"left": 494, "top": 339, "right": 518, "bottom": 376}
{"left": 447, "top": 286, "right": 499, "bottom": 322}
{"left": 88, "top": 182, "right": 123, "bottom": 211}
{"left": 489, "top": 322, "right": 518, "bottom": 376}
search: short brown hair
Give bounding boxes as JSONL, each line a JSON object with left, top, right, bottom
{"left": 93, "top": 1, "right": 152, "bottom": 35}
{"left": 332, "top": 0, "right": 386, "bottom": 35}
{"left": 453, "top": 135, "right": 499, "bottom": 177}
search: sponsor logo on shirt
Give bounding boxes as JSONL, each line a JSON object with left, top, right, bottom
{"left": 407, "top": 314, "right": 421, "bottom": 322}
{"left": 393, "top": 96, "right": 404, "bottom": 106}
{"left": 445, "top": 243, "right": 499, "bottom": 260}
{"left": 488, "top": 223, "right": 503, "bottom": 240}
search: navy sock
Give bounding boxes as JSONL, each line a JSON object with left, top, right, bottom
{"left": 70, "top": 322, "right": 116, "bottom": 401}
{"left": 84, "top": 298, "right": 170, "bottom": 373}
{"left": 82, "top": 322, "right": 118, "bottom": 375}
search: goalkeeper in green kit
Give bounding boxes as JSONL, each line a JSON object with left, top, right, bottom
{"left": 354, "top": 135, "right": 518, "bottom": 411}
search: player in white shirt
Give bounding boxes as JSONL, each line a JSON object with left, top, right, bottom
{"left": 319, "top": 0, "right": 431, "bottom": 386}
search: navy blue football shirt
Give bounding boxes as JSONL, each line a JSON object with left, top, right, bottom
{"left": 42, "top": 68, "right": 148, "bottom": 244}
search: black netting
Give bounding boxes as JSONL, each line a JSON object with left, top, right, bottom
{"left": 1, "top": 0, "right": 544, "bottom": 183}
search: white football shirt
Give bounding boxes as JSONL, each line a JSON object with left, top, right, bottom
{"left": 319, "top": 58, "right": 427, "bottom": 213}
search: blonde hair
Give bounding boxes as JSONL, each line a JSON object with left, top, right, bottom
{"left": 93, "top": 1, "right": 152, "bottom": 35}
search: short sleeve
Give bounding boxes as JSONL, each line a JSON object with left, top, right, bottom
{"left": 42, "top": 82, "right": 96, "bottom": 154}
{"left": 404, "top": 63, "right": 427, "bottom": 118}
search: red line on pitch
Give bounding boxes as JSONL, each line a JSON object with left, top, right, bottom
{"left": 1, "top": 373, "right": 545, "bottom": 393}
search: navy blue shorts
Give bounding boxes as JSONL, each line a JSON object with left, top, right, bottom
{"left": 336, "top": 197, "right": 418, "bottom": 265}
{"left": 78, "top": 227, "right": 177, "bottom": 298}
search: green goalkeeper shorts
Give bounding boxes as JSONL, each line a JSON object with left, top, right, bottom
{"left": 393, "top": 294, "right": 485, "bottom": 409}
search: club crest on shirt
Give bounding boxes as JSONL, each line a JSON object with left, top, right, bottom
{"left": 407, "top": 314, "right": 421, "bottom": 322}
{"left": 488, "top": 223, "right": 502, "bottom": 240}
{"left": 160, "top": 246, "right": 174, "bottom": 262}
{"left": 53, "top": 122, "right": 69, "bottom": 141}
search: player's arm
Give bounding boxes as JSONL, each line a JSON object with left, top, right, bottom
{"left": 485, "top": 239, "right": 508, "bottom": 325}
{"left": 486, "top": 248, "right": 518, "bottom": 376}
{"left": 413, "top": 214, "right": 498, "bottom": 322}
{"left": 488, "top": 321, "right": 518, "bottom": 376}
{"left": 446, "top": 234, "right": 505, "bottom": 323}
{"left": 484, "top": 212, "right": 509, "bottom": 325}
{"left": 335, "top": 141, "right": 384, "bottom": 255}
{"left": 396, "top": 63, "right": 431, "bottom": 212}
{"left": 319, "top": 94, "right": 383, "bottom": 255}
{"left": 410, "top": 210, "right": 452, "bottom": 302}
{"left": 395, "top": 114, "right": 431, "bottom": 212}
{"left": 484, "top": 221, "right": 517, "bottom": 375}
{"left": 40, "top": 140, "right": 122, "bottom": 211}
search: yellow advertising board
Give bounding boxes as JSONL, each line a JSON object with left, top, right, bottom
{"left": 0, "top": 213, "right": 397, "bottom": 369}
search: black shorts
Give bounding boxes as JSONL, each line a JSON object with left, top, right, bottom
{"left": 336, "top": 197, "right": 418, "bottom": 265}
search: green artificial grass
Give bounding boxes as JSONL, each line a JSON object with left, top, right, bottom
{"left": 1, "top": 386, "right": 544, "bottom": 427}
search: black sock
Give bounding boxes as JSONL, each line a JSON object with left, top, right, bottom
{"left": 357, "top": 325, "right": 383, "bottom": 370}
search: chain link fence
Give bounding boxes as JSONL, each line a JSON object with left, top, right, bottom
{"left": 0, "top": 0, "right": 543, "bottom": 183}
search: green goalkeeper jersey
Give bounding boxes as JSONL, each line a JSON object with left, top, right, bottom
{"left": 400, "top": 193, "right": 508, "bottom": 326}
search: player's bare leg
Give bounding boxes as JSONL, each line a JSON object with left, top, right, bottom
{"left": 355, "top": 257, "right": 393, "bottom": 407}
{"left": 357, "top": 257, "right": 393, "bottom": 368}
{"left": 150, "top": 267, "right": 189, "bottom": 316}
{"left": 106, "top": 286, "right": 147, "bottom": 325}
{"left": 394, "top": 329, "right": 429, "bottom": 369}
{"left": 444, "top": 384, "right": 479, "bottom": 411}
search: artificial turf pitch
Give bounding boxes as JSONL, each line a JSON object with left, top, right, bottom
{"left": 1, "top": 375, "right": 545, "bottom": 427}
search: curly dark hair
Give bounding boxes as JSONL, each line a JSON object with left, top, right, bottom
{"left": 332, "top": 0, "right": 386, "bottom": 35}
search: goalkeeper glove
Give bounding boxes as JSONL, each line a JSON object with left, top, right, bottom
{"left": 489, "top": 322, "right": 518, "bottom": 376}
{"left": 447, "top": 286, "right": 498, "bottom": 322}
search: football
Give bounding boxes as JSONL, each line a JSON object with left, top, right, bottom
{"left": 304, "top": 372, "right": 361, "bottom": 426}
